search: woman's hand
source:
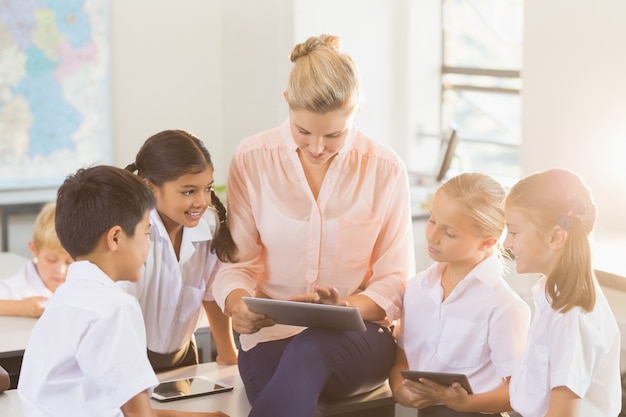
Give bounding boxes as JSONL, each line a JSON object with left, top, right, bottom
{"left": 226, "top": 290, "right": 275, "bottom": 335}
{"left": 289, "top": 286, "right": 348, "bottom": 306}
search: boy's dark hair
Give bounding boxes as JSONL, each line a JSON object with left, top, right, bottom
{"left": 55, "top": 165, "right": 156, "bottom": 259}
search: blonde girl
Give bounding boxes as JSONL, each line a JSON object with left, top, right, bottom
{"left": 390, "top": 172, "right": 531, "bottom": 417}
{"left": 504, "top": 168, "right": 620, "bottom": 416}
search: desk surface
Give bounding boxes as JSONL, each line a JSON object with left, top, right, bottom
{"left": 152, "top": 362, "right": 251, "bottom": 415}
{"left": 0, "top": 362, "right": 243, "bottom": 417}
{"left": 0, "top": 361, "right": 394, "bottom": 416}
{"left": 0, "top": 316, "right": 37, "bottom": 357}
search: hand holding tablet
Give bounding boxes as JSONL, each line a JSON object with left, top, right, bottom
{"left": 400, "top": 370, "right": 473, "bottom": 394}
{"left": 242, "top": 296, "right": 367, "bottom": 332}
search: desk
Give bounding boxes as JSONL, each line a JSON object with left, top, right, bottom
{"left": 0, "top": 316, "right": 37, "bottom": 356}
{"left": 0, "top": 314, "right": 215, "bottom": 389}
{"left": 0, "top": 316, "right": 37, "bottom": 390}
{"left": 0, "top": 362, "right": 394, "bottom": 416}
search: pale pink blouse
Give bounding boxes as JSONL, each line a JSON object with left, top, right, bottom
{"left": 213, "top": 119, "right": 415, "bottom": 350}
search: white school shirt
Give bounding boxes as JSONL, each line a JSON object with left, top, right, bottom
{"left": 0, "top": 260, "right": 53, "bottom": 300}
{"left": 509, "top": 276, "right": 621, "bottom": 417}
{"left": 118, "top": 207, "right": 219, "bottom": 354}
{"left": 397, "top": 254, "right": 531, "bottom": 394}
{"left": 18, "top": 261, "right": 158, "bottom": 417}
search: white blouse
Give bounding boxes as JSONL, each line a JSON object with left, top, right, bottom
{"left": 118, "top": 207, "right": 219, "bottom": 354}
{"left": 509, "top": 276, "right": 621, "bottom": 417}
{"left": 398, "top": 254, "right": 531, "bottom": 394}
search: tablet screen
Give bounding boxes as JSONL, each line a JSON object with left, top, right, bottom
{"left": 242, "top": 296, "right": 367, "bottom": 332}
{"left": 152, "top": 376, "right": 233, "bottom": 402}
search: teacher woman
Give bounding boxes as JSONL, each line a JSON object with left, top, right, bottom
{"left": 213, "top": 33, "right": 415, "bottom": 417}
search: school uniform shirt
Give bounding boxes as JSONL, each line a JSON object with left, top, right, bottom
{"left": 18, "top": 261, "right": 158, "bottom": 417}
{"left": 509, "top": 276, "right": 621, "bottom": 417}
{"left": 397, "top": 254, "right": 531, "bottom": 394}
{"left": 0, "top": 260, "right": 53, "bottom": 300}
{"left": 117, "top": 207, "right": 219, "bottom": 354}
{"left": 213, "top": 119, "right": 415, "bottom": 351}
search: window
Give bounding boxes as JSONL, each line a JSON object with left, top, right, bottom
{"left": 441, "top": 0, "right": 523, "bottom": 181}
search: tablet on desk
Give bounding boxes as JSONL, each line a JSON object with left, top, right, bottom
{"left": 151, "top": 375, "right": 233, "bottom": 402}
{"left": 242, "top": 296, "right": 367, "bottom": 332}
{"left": 400, "top": 370, "right": 473, "bottom": 394}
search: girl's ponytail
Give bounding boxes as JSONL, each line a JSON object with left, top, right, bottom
{"left": 210, "top": 189, "right": 238, "bottom": 263}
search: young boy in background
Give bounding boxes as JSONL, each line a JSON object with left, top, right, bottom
{"left": 0, "top": 202, "right": 73, "bottom": 318}
{"left": 18, "top": 165, "right": 228, "bottom": 417}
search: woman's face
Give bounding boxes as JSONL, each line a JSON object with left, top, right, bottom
{"left": 288, "top": 108, "right": 355, "bottom": 166}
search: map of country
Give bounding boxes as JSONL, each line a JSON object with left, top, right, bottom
{"left": 0, "top": 0, "right": 110, "bottom": 189}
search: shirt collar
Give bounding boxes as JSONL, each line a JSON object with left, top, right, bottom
{"left": 532, "top": 275, "right": 551, "bottom": 309}
{"left": 422, "top": 253, "right": 503, "bottom": 289}
{"left": 149, "top": 207, "right": 214, "bottom": 244}
{"left": 66, "top": 260, "right": 115, "bottom": 287}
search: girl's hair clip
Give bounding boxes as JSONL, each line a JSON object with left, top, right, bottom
{"left": 558, "top": 201, "right": 584, "bottom": 230}
{"left": 557, "top": 214, "right": 573, "bottom": 230}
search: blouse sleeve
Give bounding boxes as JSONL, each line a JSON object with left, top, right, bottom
{"left": 358, "top": 158, "right": 415, "bottom": 322}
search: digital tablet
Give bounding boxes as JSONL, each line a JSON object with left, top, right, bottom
{"left": 242, "top": 296, "right": 367, "bottom": 332}
{"left": 151, "top": 375, "right": 233, "bottom": 402}
{"left": 400, "top": 370, "right": 473, "bottom": 394}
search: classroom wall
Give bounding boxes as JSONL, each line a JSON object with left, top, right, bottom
{"left": 108, "top": 0, "right": 441, "bottom": 184}
{"left": 110, "top": 0, "right": 225, "bottom": 181}
{"left": 522, "top": 0, "right": 626, "bottom": 235}
{"left": 3, "top": 0, "right": 626, "bottom": 255}
{"left": 109, "top": 0, "right": 626, "bottom": 233}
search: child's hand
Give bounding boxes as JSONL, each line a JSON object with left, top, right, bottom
{"left": 405, "top": 377, "right": 471, "bottom": 411}
{"left": 394, "top": 379, "right": 438, "bottom": 409}
{"left": 20, "top": 296, "right": 48, "bottom": 318}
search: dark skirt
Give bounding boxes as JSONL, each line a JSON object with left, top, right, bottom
{"left": 147, "top": 335, "right": 199, "bottom": 373}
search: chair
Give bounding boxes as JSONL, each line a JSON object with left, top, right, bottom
{"left": 435, "top": 128, "right": 458, "bottom": 183}
{"left": 0, "top": 252, "right": 29, "bottom": 279}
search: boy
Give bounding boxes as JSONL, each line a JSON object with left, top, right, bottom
{"left": 0, "top": 202, "right": 73, "bottom": 317}
{"left": 17, "top": 166, "right": 228, "bottom": 417}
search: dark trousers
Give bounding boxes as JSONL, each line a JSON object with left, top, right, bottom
{"left": 419, "top": 405, "right": 508, "bottom": 417}
{"left": 238, "top": 322, "right": 396, "bottom": 417}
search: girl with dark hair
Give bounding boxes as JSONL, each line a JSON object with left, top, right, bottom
{"left": 121, "top": 129, "right": 238, "bottom": 371}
